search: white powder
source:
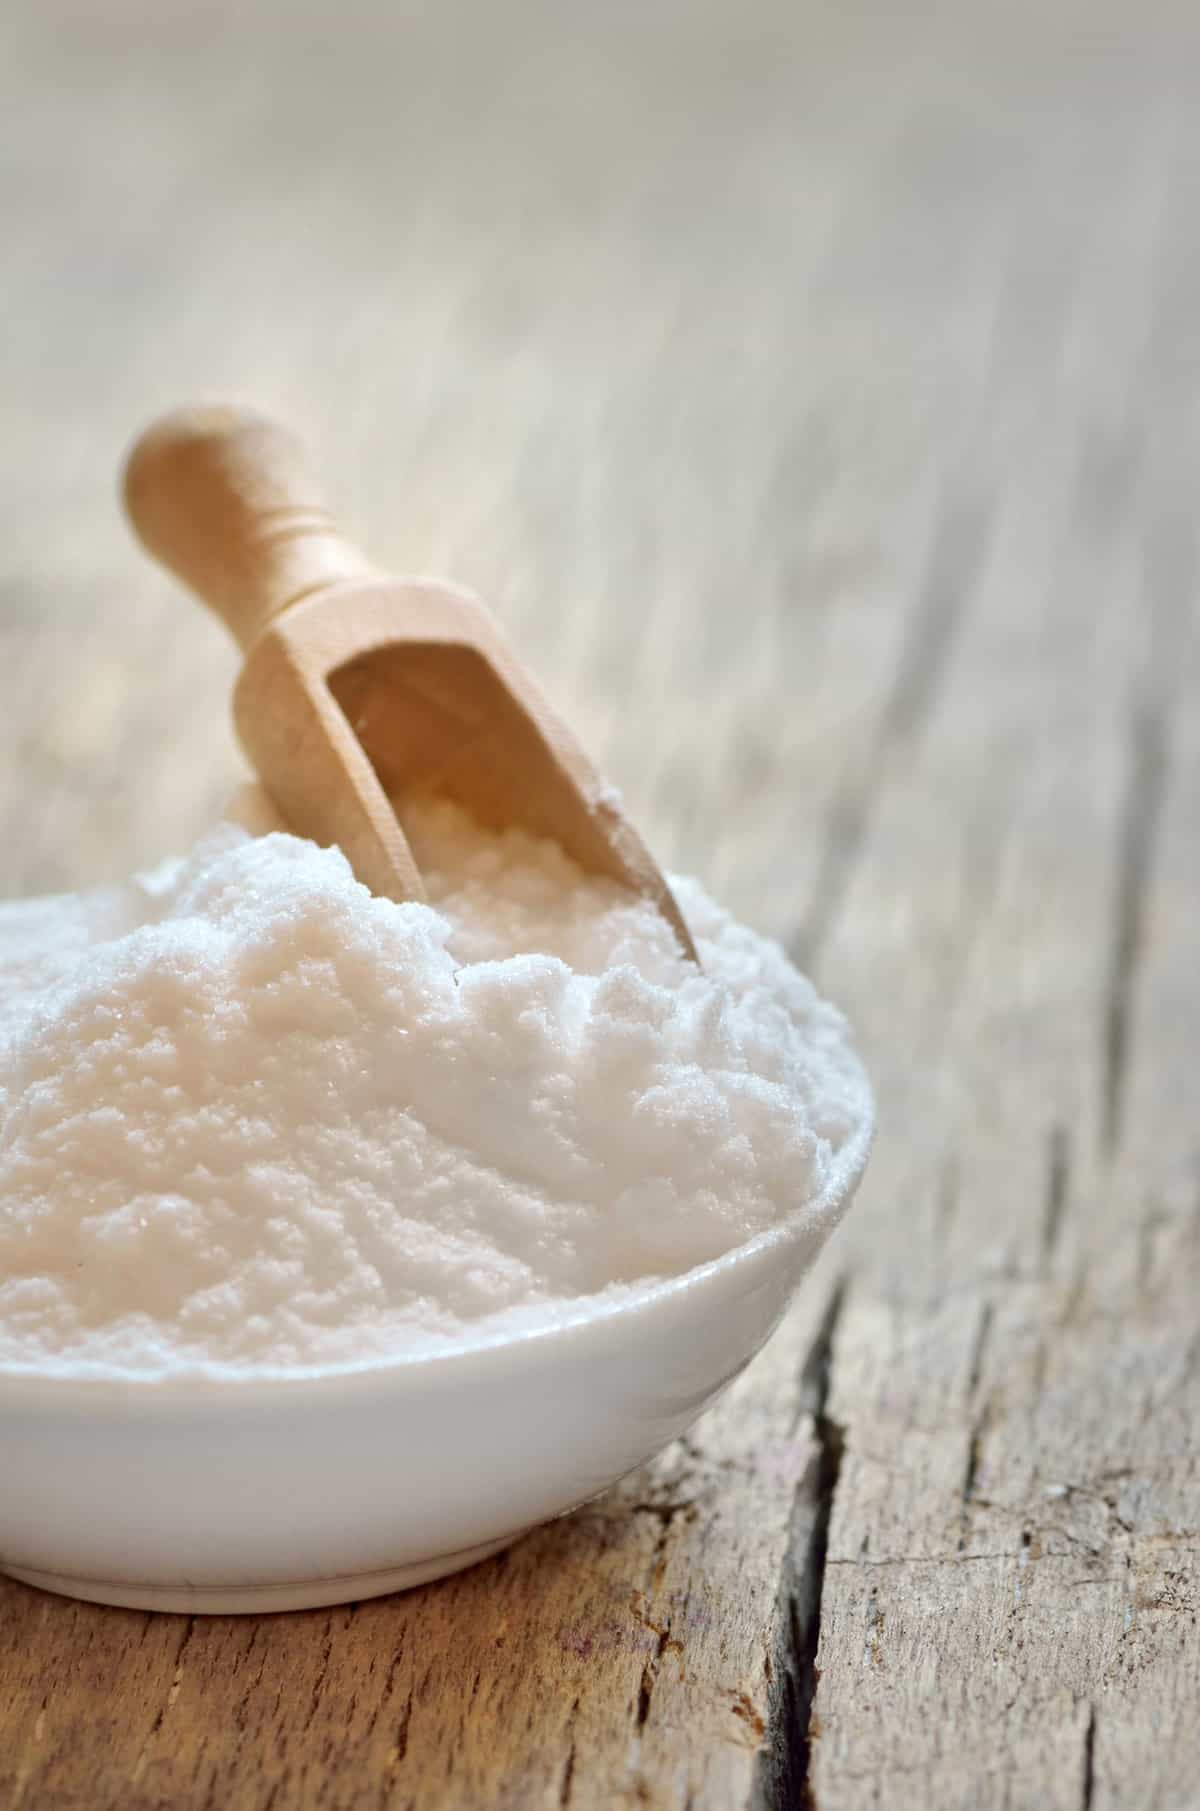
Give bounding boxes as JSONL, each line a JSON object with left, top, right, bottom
{"left": 0, "top": 801, "right": 871, "bottom": 1377}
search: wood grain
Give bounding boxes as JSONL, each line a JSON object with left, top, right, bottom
{"left": 1, "top": 1, "right": 1198, "bottom": 1806}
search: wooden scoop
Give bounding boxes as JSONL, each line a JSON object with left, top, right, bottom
{"left": 123, "top": 403, "right": 697, "bottom": 961}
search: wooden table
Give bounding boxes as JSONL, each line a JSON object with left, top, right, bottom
{"left": 2, "top": 2, "right": 1198, "bottom": 1805}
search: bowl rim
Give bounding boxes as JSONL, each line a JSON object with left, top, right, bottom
{"left": 0, "top": 1076, "right": 873, "bottom": 1406}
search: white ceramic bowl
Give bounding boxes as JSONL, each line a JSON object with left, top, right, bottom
{"left": 0, "top": 1118, "right": 870, "bottom": 1614}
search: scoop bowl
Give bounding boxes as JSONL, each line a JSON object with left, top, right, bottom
{"left": 0, "top": 1114, "right": 870, "bottom": 1614}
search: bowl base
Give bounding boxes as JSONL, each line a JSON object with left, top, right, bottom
{"left": 2, "top": 1532, "right": 521, "bottom": 1614}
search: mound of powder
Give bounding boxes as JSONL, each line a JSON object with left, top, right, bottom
{"left": 0, "top": 800, "right": 871, "bottom": 1376}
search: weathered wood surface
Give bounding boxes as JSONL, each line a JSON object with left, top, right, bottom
{"left": 1, "top": 1, "right": 1198, "bottom": 1806}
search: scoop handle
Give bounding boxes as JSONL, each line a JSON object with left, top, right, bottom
{"left": 122, "top": 403, "right": 375, "bottom": 651}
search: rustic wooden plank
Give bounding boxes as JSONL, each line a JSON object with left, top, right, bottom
{"left": 2, "top": 1, "right": 1199, "bottom": 1807}
{"left": 802, "top": 113, "right": 1200, "bottom": 1807}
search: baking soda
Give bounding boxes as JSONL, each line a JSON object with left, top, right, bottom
{"left": 0, "top": 801, "right": 870, "bottom": 1376}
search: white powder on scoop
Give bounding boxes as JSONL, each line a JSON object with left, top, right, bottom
{"left": 0, "top": 801, "right": 871, "bottom": 1377}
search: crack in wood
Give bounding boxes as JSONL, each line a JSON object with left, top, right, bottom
{"left": 1042, "top": 1124, "right": 1072, "bottom": 1264}
{"left": 1103, "top": 681, "right": 1166, "bottom": 1155}
{"left": 1102, "top": 517, "right": 1189, "bottom": 1155}
{"left": 791, "top": 1279, "right": 847, "bottom": 1438}
{"left": 959, "top": 1414, "right": 990, "bottom": 1534}
{"left": 557, "top": 1698, "right": 581, "bottom": 1807}
{"left": 635, "top": 1621, "right": 675, "bottom": 1731}
{"left": 127, "top": 1614, "right": 197, "bottom": 1786}
{"left": 261, "top": 1772, "right": 290, "bottom": 1811}
{"left": 632, "top": 1497, "right": 696, "bottom": 1596}
{"left": 965, "top": 1300, "right": 994, "bottom": 1403}
{"left": 754, "top": 1283, "right": 848, "bottom": 1810}
{"left": 393, "top": 1686, "right": 414, "bottom": 1767}
{"left": 826, "top": 1551, "right": 1013, "bottom": 1568}
{"left": 302, "top": 1622, "right": 336, "bottom": 1732}
{"left": 1081, "top": 1701, "right": 1098, "bottom": 1811}
{"left": 628, "top": 1500, "right": 697, "bottom": 1527}
{"left": 172, "top": 1615, "right": 200, "bottom": 1677}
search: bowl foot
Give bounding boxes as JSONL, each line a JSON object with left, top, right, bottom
{"left": 2, "top": 1533, "right": 521, "bottom": 1614}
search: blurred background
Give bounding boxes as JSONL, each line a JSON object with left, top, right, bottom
{"left": 4, "top": 0, "right": 1195, "bottom": 937}
{"left": 5, "top": 0, "right": 1199, "bottom": 1193}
